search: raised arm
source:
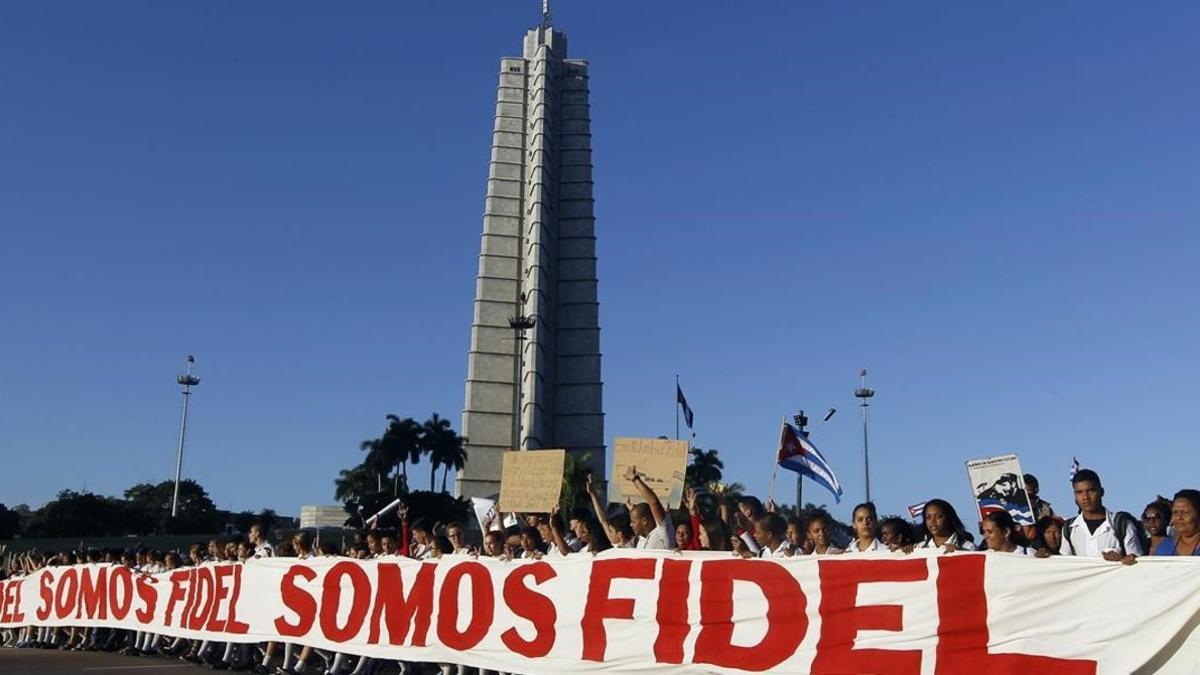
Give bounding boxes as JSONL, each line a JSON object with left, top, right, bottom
{"left": 624, "top": 464, "right": 666, "bottom": 525}
{"left": 585, "top": 475, "right": 615, "bottom": 546}
{"left": 548, "top": 506, "right": 570, "bottom": 556}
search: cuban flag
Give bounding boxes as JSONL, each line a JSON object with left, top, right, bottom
{"left": 777, "top": 422, "right": 843, "bottom": 503}
{"left": 677, "top": 384, "right": 694, "bottom": 430}
{"left": 907, "top": 502, "right": 927, "bottom": 520}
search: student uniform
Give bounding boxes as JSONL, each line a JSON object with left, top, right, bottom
{"left": 844, "top": 539, "right": 887, "bottom": 554}
{"left": 638, "top": 514, "right": 676, "bottom": 550}
{"left": 1059, "top": 510, "right": 1144, "bottom": 557}
{"left": 917, "top": 534, "right": 977, "bottom": 551}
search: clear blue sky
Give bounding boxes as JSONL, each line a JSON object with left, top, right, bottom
{"left": 2, "top": 2, "right": 1197, "bottom": 525}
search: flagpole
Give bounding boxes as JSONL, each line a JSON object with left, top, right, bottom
{"left": 769, "top": 416, "right": 782, "bottom": 503}
{"left": 675, "top": 374, "right": 680, "bottom": 441}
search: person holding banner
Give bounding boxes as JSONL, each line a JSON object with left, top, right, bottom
{"left": 880, "top": 516, "right": 917, "bottom": 552}
{"left": 1059, "top": 469, "right": 1142, "bottom": 562}
{"left": 844, "top": 502, "right": 886, "bottom": 554}
{"left": 918, "top": 499, "right": 977, "bottom": 551}
{"left": 1154, "top": 489, "right": 1200, "bottom": 556}
{"left": 982, "top": 510, "right": 1037, "bottom": 555}
{"left": 806, "top": 511, "right": 844, "bottom": 555}
{"left": 624, "top": 464, "right": 675, "bottom": 550}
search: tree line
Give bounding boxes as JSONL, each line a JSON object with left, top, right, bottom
{"left": 0, "top": 480, "right": 275, "bottom": 539}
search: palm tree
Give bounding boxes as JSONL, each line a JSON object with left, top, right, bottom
{"left": 334, "top": 464, "right": 377, "bottom": 502}
{"left": 685, "top": 447, "right": 724, "bottom": 487}
{"left": 422, "top": 413, "right": 469, "bottom": 493}
{"left": 382, "top": 415, "right": 424, "bottom": 496}
{"left": 359, "top": 437, "right": 390, "bottom": 492}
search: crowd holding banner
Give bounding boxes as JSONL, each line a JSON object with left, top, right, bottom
{"left": 2, "top": 455, "right": 1198, "bottom": 673}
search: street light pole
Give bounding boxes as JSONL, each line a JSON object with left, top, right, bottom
{"left": 172, "top": 355, "right": 200, "bottom": 518}
{"left": 855, "top": 369, "right": 875, "bottom": 503}
{"left": 508, "top": 299, "right": 536, "bottom": 452}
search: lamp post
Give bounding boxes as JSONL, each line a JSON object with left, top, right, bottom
{"left": 855, "top": 369, "right": 875, "bottom": 503}
{"left": 171, "top": 355, "right": 200, "bottom": 518}
{"left": 508, "top": 304, "right": 537, "bottom": 452}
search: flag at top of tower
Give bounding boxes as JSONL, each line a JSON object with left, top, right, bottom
{"left": 677, "top": 383, "right": 694, "bottom": 430}
{"left": 777, "top": 422, "right": 843, "bottom": 503}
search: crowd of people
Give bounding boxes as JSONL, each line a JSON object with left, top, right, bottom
{"left": 1, "top": 467, "right": 1197, "bottom": 674}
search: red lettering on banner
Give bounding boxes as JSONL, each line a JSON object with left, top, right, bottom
{"left": 77, "top": 566, "right": 109, "bottom": 620}
{"left": 935, "top": 556, "right": 1096, "bottom": 675}
{"left": 0, "top": 580, "right": 21, "bottom": 622}
{"left": 206, "top": 565, "right": 234, "bottom": 632}
{"left": 369, "top": 562, "right": 435, "bottom": 646}
{"left": 275, "top": 565, "right": 317, "bottom": 637}
{"left": 693, "top": 559, "right": 808, "bottom": 672}
{"left": 54, "top": 568, "right": 78, "bottom": 619}
{"left": 812, "top": 558, "right": 927, "bottom": 675}
{"left": 36, "top": 571, "right": 52, "bottom": 621}
{"left": 186, "top": 566, "right": 215, "bottom": 630}
{"left": 109, "top": 566, "right": 133, "bottom": 621}
{"left": 165, "top": 569, "right": 190, "bottom": 627}
{"left": 226, "top": 564, "right": 250, "bottom": 634}
{"left": 134, "top": 573, "right": 156, "bottom": 624}
{"left": 437, "top": 562, "right": 495, "bottom": 651}
{"left": 654, "top": 558, "right": 691, "bottom": 664}
{"left": 580, "top": 557, "right": 657, "bottom": 662}
{"left": 321, "top": 561, "right": 371, "bottom": 643}
{"left": 500, "top": 562, "right": 557, "bottom": 658}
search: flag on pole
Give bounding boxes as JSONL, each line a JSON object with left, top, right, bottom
{"left": 907, "top": 502, "right": 927, "bottom": 519}
{"left": 676, "top": 384, "right": 694, "bottom": 430}
{"left": 1069, "top": 456, "right": 1081, "bottom": 480}
{"left": 777, "top": 422, "right": 843, "bottom": 503}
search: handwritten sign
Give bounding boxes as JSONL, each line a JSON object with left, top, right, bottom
{"left": 498, "top": 449, "right": 566, "bottom": 513}
{"left": 612, "top": 437, "right": 688, "bottom": 508}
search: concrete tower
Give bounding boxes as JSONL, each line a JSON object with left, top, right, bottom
{"left": 457, "top": 22, "right": 604, "bottom": 499}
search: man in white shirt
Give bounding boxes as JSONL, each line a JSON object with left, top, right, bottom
{"left": 249, "top": 524, "right": 274, "bottom": 559}
{"left": 1058, "top": 469, "right": 1142, "bottom": 562}
{"left": 625, "top": 465, "right": 675, "bottom": 550}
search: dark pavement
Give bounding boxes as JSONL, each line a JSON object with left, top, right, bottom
{"left": 0, "top": 648, "right": 197, "bottom": 674}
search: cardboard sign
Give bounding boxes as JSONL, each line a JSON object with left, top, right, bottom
{"left": 497, "top": 449, "right": 565, "bottom": 513}
{"left": 611, "top": 437, "right": 688, "bottom": 508}
{"left": 965, "top": 453, "right": 1035, "bottom": 526}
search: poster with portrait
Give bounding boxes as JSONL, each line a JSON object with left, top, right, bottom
{"left": 965, "top": 453, "right": 1035, "bottom": 526}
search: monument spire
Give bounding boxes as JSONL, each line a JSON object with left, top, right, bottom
{"left": 459, "top": 18, "right": 604, "bottom": 499}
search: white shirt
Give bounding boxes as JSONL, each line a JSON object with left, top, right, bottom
{"left": 759, "top": 540, "right": 793, "bottom": 559}
{"left": 638, "top": 514, "right": 676, "bottom": 550}
{"left": 1059, "top": 511, "right": 1144, "bottom": 558}
{"left": 411, "top": 543, "right": 432, "bottom": 560}
{"left": 253, "top": 542, "right": 274, "bottom": 559}
{"left": 988, "top": 545, "right": 1037, "bottom": 556}
{"left": 918, "top": 534, "right": 977, "bottom": 551}
{"left": 844, "top": 539, "right": 886, "bottom": 554}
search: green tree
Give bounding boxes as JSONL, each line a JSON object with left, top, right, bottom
{"left": 23, "top": 490, "right": 132, "bottom": 538}
{"left": 123, "top": 479, "right": 221, "bottom": 534}
{"left": 685, "top": 447, "right": 724, "bottom": 488}
{"left": 560, "top": 452, "right": 593, "bottom": 515}
{"left": 358, "top": 437, "right": 391, "bottom": 493}
{"left": 381, "top": 415, "right": 424, "bottom": 496}
{"left": 422, "top": 413, "right": 468, "bottom": 493}
{"left": 334, "top": 464, "right": 380, "bottom": 502}
{"left": 0, "top": 503, "right": 21, "bottom": 539}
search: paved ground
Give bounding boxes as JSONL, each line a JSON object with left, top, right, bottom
{"left": 0, "top": 649, "right": 425, "bottom": 674}
{"left": 0, "top": 648, "right": 199, "bottom": 674}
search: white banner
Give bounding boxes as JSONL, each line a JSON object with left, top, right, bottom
{"left": 2, "top": 552, "right": 1198, "bottom": 674}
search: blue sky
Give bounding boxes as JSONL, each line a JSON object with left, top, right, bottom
{"left": 2, "top": 2, "right": 1197, "bottom": 525}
